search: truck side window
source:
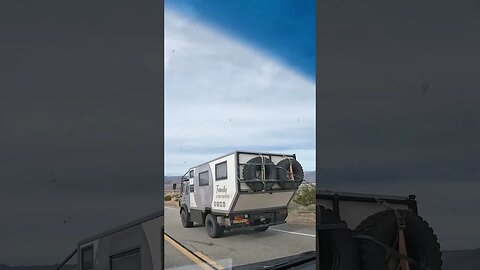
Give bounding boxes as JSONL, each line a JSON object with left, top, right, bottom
{"left": 199, "top": 171, "right": 209, "bottom": 186}
{"left": 215, "top": 161, "right": 227, "bottom": 180}
{"left": 190, "top": 184, "right": 194, "bottom": 192}
{"left": 189, "top": 170, "right": 194, "bottom": 178}
{"left": 81, "top": 246, "right": 94, "bottom": 270}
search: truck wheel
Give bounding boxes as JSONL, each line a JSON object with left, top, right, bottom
{"left": 180, "top": 208, "right": 193, "bottom": 228}
{"left": 205, "top": 214, "right": 224, "bottom": 238}
{"left": 318, "top": 206, "right": 360, "bottom": 270}
{"left": 276, "top": 158, "right": 304, "bottom": 190}
{"left": 254, "top": 225, "right": 269, "bottom": 232}
{"left": 355, "top": 210, "right": 442, "bottom": 270}
{"left": 242, "top": 157, "right": 277, "bottom": 191}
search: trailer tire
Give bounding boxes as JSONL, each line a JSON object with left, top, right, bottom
{"left": 355, "top": 210, "right": 442, "bottom": 270}
{"left": 254, "top": 225, "right": 269, "bottom": 232}
{"left": 276, "top": 158, "right": 304, "bottom": 190}
{"left": 180, "top": 207, "right": 193, "bottom": 228}
{"left": 318, "top": 206, "right": 360, "bottom": 270}
{"left": 205, "top": 214, "right": 224, "bottom": 238}
{"left": 242, "top": 157, "right": 277, "bottom": 191}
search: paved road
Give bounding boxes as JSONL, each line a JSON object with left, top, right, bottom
{"left": 164, "top": 237, "right": 206, "bottom": 270}
{"left": 164, "top": 206, "right": 316, "bottom": 269}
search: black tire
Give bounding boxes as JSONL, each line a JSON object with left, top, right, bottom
{"left": 318, "top": 206, "right": 360, "bottom": 270}
{"left": 254, "top": 225, "right": 269, "bottom": 232}
{"left": 242, "top": 157, "right": 278, "bottom": 191}
{"left": 355, "top": 210, "right": 442, "bottom": 270}
{"left": 180, "top": 208, "right": 193, "bottom": 228}
{"left": 277, "top": 158, "right": 304, "bottom": 190}
{"left": 205, "top": 213, "right": 224, "bottom": 238}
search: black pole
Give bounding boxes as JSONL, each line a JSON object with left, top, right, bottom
{"left": 56, "top": 248, "right": 78, "bottom": 270}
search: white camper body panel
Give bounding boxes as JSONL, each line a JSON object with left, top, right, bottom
{"left": 211, "top": 153, "right": 237, "bottom": 213}
{"left": 187, "top": 153, "right": 238, "bottom": 212}
{"left": 232, "top": 190, "right": 296, "bottom": 212}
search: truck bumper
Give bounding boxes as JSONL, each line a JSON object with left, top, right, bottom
{"left": 220, "top": 208, "right": 288, "bottom": 230}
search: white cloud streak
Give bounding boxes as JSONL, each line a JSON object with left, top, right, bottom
{"left": 165, "top": 10, "right": 315, "bottom": 175}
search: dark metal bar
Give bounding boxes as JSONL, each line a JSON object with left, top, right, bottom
{"left": 332, "top": 194, "right": 340, "bottom": 216}
{"left": 408, "top": 194, "right": 418, "bottom": 215}
{"left": 161, "top": 227, "right": 165, "bottom": 269}
{"left": 317, "top": 193, "right": 411, "bottom": 206}
{"left": 56, "top": 249, "right": 77, "bottom": 270}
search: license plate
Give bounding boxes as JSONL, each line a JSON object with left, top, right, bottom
{"left": 233, "top": 218, "right": 248, "bottom": 224}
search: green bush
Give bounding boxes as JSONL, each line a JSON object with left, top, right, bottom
{"left": 293, "top": 184, "right": 316, "bottom": 207}
{"left": 164, "top": 194, "right": 172, "bottom": 201}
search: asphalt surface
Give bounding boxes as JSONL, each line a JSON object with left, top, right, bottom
{"left": 164, "top": 206, "right": 316, "bottom": 269}
{"left": 164, "top": 241, "right": 205, "bottom": 270}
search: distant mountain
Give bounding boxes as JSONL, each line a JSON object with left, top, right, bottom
{"left": 0, "top": 265, "right": 76, "bottom": 270}
{"left": 164, "top": 171, "right": 316, "bottom": 188}
{"left": 304, "top": 171, "right": 315, "bottom": 183}
{"left": 442, "top": 248, "right": 480, "bottom": 270}
{"left": 164, "top": 175, "right": 182, "bottom": 186}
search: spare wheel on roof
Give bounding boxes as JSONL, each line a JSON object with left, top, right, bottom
{"left": 355, "top": 209, "right": 442, "bottom": 270}
{"left": 242, "top": 156, "right": 277, "bottom": 191}
{"left": 276, "top": 158, "right": 304, "bottom": 189}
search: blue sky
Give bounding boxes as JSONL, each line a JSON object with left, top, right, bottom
{"left": 164, "top": 1, "right": 316, "bottom": 175}
{"left": 165, "top": 0, "right": 316, "bottom": 80}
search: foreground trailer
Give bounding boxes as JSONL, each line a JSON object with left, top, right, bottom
{"left": 316, "top": 190, "right": 442, "bottom": 270}
{"left": 179, "top": 151, "right": 305, "bottom": 238}
{"left": 57, "top": 211, "right": 163, "bottom": 270}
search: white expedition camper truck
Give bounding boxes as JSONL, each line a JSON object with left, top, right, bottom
{"left": 179, "top": 151, "right": 305, "bottom": 238}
